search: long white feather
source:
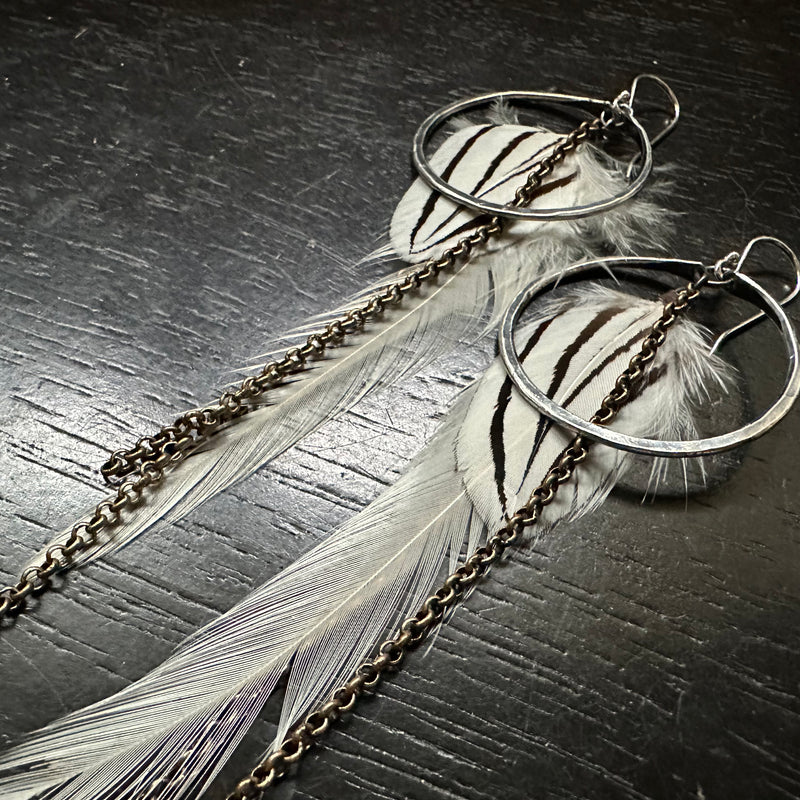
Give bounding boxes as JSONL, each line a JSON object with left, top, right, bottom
{"left": 0, "top": 286, "right": 732, "bottom": 800}
{"left": 0, "top": 414, "right": 479, "bottom": 800}
{"left": 32, "top": 120, "right": 668, "bottom": 568}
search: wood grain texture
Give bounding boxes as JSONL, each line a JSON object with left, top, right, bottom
{"left": 1, "top": 1, "right": 798, "bottom": 799}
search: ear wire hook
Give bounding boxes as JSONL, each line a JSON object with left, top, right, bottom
{"left": 708, "top": 236, "right": 800, "bottom": 355}
{"left": 623, "top": 74, "right": 680, "bottom": 180}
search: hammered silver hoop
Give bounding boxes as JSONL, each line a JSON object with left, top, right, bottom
{"left": 411, "top": 75, "right": 679, "bottom": 222}
{"left": 498, "top": 247, "right": 800, "bottom": 458}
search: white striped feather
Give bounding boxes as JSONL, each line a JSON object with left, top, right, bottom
{"left": 390, "top": 124, "right": 582, "bottom": 262}
{"left": 30, "top": 118, "right": 666, "bottom": 569}
{"left": 457, "top": 285, "right": 733, "bottom": 529}
{"left": 0, "top": 286, "right": 732, "bottom": 800}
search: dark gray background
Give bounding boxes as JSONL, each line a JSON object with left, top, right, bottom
{"left": 1, "top": 2, "right": 799, "bottom": 799}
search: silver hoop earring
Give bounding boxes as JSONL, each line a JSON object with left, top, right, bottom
{"left": 412, "top": 73, "right": 679, "bottom": 221}
{"left": 499, "top": 235, "right": 800, "bottom": 457}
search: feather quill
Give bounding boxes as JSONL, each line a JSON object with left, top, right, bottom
{"left": 0, "top": 285, "right": 732, "bottom": 800}
{"left": 29, "top": 117, "right": 669, "bottom": 569}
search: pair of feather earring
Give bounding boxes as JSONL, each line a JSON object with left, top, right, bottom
{"left": 1, "top": 77, "right": 796, "bottom": 800}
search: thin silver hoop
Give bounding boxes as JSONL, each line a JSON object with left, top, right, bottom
{"left": 498, "top": 239, "right": 800, "bottom": 458}
{"left": 411, "top": 74, "right": 679, "bottom": 222}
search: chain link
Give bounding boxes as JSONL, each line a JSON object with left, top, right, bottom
{"left": 0, "top": 116, "right": 608, "bottom": 621}
{"left": 226, "top": 276, "right": 707, "bottom": 799}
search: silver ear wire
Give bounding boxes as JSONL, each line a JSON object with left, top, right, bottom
{"left": 624, "top": 74, "right": 681, "bottom": 180}
{"left": 708, "top": 236, "right": 800, "bottom": 355}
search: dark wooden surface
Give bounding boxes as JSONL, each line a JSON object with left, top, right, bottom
{"left": 1, "top": 2, "right": 799, "bottom": 799}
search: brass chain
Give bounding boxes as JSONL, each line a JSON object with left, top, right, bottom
{"left": 0, "top": 116, "right": 608, "bottom": 622}
{"left": 227, "top": 275, "right": 708, "bottom": 799}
